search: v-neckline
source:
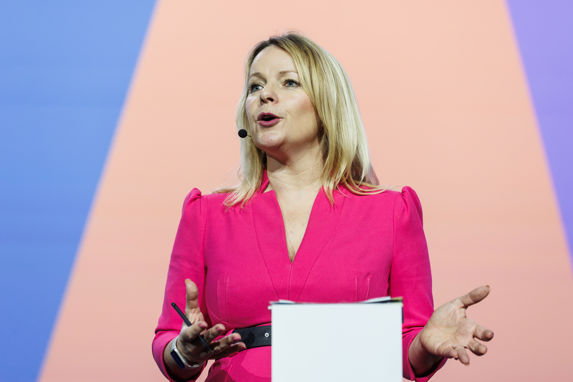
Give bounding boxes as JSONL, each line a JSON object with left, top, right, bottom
{"left": 251, "top": 170, "right": 347, "bottom": 300}
{"left": 258, "top": 170, "right": 321, "bottom": 264}
{"left": 271, "top": 187, "right": 321, "bottom": 264}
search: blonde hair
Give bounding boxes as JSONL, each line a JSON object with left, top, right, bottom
{"left": 223, "top": 32, "right": 384, "bottom": 206}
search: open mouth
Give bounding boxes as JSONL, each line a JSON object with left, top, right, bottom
{"left": 257, "top": 112, "right": 282, "bottom": 127}
{"left": 258, "top": 112, "right": 280, "bottom": 121}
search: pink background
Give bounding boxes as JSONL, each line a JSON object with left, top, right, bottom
{"left": 38, "top": 1, "right": 573, "bottom": 380}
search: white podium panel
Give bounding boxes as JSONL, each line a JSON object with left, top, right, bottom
{"left": 270, "top": 298, "right": 403, "bottom": 382}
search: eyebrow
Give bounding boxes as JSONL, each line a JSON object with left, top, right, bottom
{"left": 248, "top": 70, "right": 298, "bottom": 79}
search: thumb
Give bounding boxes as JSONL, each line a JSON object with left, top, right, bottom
{"left": 185, "top": 279, "right": 199, "bottom": 313}
{"left": 459, "top": 284, "right": 490, "bottom": 309}
{"left": 184, "top": 279, "right": 204, "bottom": 324}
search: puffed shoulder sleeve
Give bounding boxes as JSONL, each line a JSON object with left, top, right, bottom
{"left": 152, "top": 188, "right": 208, "bottom": 381}
{"left": 390, "top": 186, "right": 446, "bottom": 381}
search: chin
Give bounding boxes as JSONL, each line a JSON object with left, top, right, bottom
{"left": 254, "top": 131, "right": 285, "bottom": 151}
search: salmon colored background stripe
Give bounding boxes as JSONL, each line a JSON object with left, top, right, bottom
{"left": 40, "top": 1, "right": 573, "bottom": 381}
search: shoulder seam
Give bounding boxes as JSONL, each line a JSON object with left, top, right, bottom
{"left": 200, "top": 193, "right": 208, "bottom": 268}
{"left": 390, "top": 191, "right": 399, "bottom": 295}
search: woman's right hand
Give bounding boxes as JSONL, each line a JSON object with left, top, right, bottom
{"left": 175, "top": 279, "right": 246, "bottom": 365}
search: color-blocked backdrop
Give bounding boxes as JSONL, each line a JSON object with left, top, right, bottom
{"left": 1, "top": 1, "right": 572, "bottom": 381}
{"left": 0, "top": 1, "right": 156, "bottom": 381}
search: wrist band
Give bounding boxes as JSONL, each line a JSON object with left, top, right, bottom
{"left": 170, "top": 336, "right": 205, "bottom": 369}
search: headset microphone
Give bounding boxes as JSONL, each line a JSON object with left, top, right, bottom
{"left": 238, "top": 129, "right": 249, "bottom": 138}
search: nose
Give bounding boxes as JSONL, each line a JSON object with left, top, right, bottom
{"left": 260, "top": 85, "right": 277, "bottom": 103}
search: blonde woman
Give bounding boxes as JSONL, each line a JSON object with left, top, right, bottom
{"left": 153, "top": 33, "right": 494, "bottom": 382}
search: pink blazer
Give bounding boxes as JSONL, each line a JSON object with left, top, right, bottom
{"left": 153, "top": 173, "right": 445, "bottom": 381}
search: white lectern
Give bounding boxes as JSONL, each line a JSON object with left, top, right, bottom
{"left": 270, "top": 297, "right": 403, "bottom": 382}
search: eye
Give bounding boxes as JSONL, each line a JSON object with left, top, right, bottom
{"left": 248, "top": 83, "right": 263, "bottom": 93}
{"left": 284, "top": 79, "right": 299, "bottom": 87}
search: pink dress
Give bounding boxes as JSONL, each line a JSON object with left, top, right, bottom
{"left": 152, "top": 172, "right": 445, "bottom": 381}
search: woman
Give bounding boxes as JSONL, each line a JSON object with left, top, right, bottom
{"left": 152, "top": 33, "right": 494, "bottom": 382}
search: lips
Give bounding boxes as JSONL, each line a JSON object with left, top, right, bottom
{"left": 257, "top": 112, "right": 280, "bottom": 121}
{"left": 257, "top": 112, "right": 282, "bottom": 127}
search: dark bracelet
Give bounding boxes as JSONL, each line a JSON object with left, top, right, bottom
{"left": 170, "top": 336, "right": 205, "bottom": 369}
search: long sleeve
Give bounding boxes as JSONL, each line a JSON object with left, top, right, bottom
{"left": 389, "top": 186, "right": 446, "bottom": 381}
{"left": 152, "top": 188, "right": 208, "bottom": 381}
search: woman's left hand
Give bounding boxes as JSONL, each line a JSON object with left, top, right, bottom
{"left": 418, "top": 285, "right": 494, "bottom": 365}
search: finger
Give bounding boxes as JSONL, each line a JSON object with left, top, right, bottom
{"left": 210, "top": 332, "right": 242, "bottom": 353}
{"left": 213, "top": 342, "right": 247, "bottom": 360}
{"left": 196, "top": 332, "right": 240, "bottom": 359}
{"left": 201, "top": 323, "right": 227, "bottom": 343}
{"left": 467, "top": 339, "right": 487, "bottom": 356}
{"left": 186, "top": 307, "right": 204, "bottom": 326}
{"left": 208, "top": 333, "right": 245, "bottom": 358}
{"left": 179, "top": 321, "right": 209, "bottom": 345}
{"left": 185, "top": 280, "right": 205, "bottom": 325}
{"left": 454, "top": 345, "right": 471, "bottom": 365}
{"left": 473, "top": 325, "right": 494, "bottom": 342}
{"left": 445, "top": 346, "right": 458, "bottom": 359}
{"left": 185, "top": 279, "right": 200, "bottom": 314}
{"left": 459, "top": 285, "right": 490, "bottom": 309}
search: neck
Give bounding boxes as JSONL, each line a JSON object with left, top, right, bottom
{"left": 265, "top": 145, "right": 324, "bottom": 195}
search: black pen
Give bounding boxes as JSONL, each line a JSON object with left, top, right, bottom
{"left": 171, "top": 302, "right": 212, "bottom": 351}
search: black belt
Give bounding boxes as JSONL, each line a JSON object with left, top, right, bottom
{"left": 232, "top": 325, "right": 272, "bottom": 349}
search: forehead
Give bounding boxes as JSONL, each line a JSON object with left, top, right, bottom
{"left": 249, "top": 46, "right": 297, "bottom": 75}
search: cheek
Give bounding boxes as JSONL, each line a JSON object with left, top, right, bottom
{"left": 295, "top": 94, "right": 315, "bottom": 113}
{"left": 293, "top": 97, "right": 319, "bottom": 130}
{"left": 244, "top": 99, "right": 255, "bottom": 124}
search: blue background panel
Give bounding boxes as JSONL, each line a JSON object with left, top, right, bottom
{"left": 0, "top": 1, "right": 156, "bottom": 381}
{"left": 506, "top": 0, "right": 573, "bottom": 266}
